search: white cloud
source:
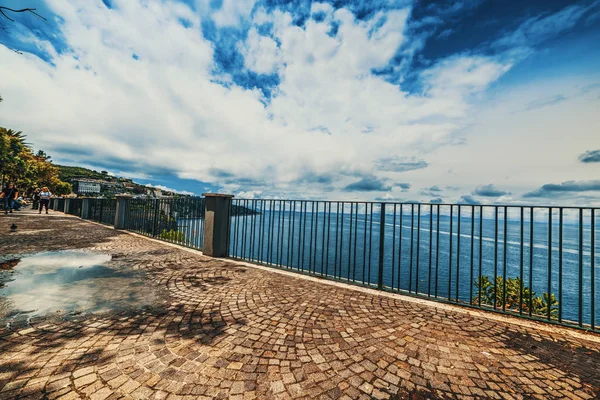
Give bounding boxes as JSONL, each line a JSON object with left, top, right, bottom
{"left": 141, "top": 183, "right": 195, "bottom": 196}
{"left": 0, "top": 0, "right": 597, "bottom": 205}
{"left": 212, "top": 0, "right": 257, "bottom": 27}
{"left": 240, "top": 28, "right": 282, "bottom": 74}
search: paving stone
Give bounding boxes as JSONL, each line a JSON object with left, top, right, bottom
{"left": 0, "top": 210, "right": 599, "bottom": 399}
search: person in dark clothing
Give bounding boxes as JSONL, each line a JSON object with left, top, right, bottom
{"left": 39, "top": 187, "right": 52, "bottom": 214}
{"left": 1, "top": 183, "right": 19, "bottom": 214}
{"left": 32, "top": 188, "right": 41, "bottom": 210}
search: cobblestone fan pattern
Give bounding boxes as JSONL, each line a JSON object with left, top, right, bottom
{"left": 1, "top": 211, "right": 600, "bottom": 400}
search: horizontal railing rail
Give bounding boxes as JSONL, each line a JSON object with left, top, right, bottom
{"left": 229, "top": 199, "right": 599, "bottom": 332}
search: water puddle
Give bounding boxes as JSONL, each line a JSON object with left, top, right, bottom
{"left": 0, "top": 250, "right": 166, "bottom": 327}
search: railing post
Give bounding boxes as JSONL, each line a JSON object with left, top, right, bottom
{"left": 64, "top": 198, "right": 71, "bottom": 214}
{"left": 114, "top": 194, "right": 132, "bottom": 229}
{"left": 50, "top": 198, "right": 55, "bottom": 210}
{"left": 202, "top": 193, "right": 234, "bottom": 257}
{"left": 152, "top": 199, "right": 159, "bottom": 237}
{"left": 378, "top": 203, "right": 386, "bottom": 290}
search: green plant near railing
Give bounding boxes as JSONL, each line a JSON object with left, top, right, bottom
{"left": 472, "top": 276, "right": 558, "bottom": 319}
{"left": 159, "top": 229, "right": 184, "bottom": 242}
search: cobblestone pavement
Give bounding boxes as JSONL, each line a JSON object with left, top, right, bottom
{"left": 1, "top": 210, "right": 600, "bottom": 400}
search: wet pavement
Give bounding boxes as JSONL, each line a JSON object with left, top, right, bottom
{"left": 0, "top": 209, "right": 599, "bottom": 399}
{"left": 0, "top": 250, "right": 167, "bottom": 328}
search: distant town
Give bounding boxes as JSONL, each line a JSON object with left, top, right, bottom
{"left": 57, "top": 165, "right": 185, "bottom": 198}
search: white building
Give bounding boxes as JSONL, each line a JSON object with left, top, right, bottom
{"left": 73, "top": 179, "right": 101, "bottom": 194}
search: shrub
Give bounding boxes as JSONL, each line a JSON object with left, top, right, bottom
{"left": 159, "top": 229, "right": 184, "bottom": 242}
{"left": 473, "top": 275, "right": 558, "bottom": 319}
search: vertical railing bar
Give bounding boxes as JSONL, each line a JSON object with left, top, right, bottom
{"left": 503, "top": 206, "right": 508, "bottom": 312}
{"left": 259, "top": 200, "right": 266, "bottom": 262}
{"left": 353, "top": 202, "right": 358, "bottom": 282}
{"left": 378, "top": 203, "right": 386, "bottom": 290}
{"left": 348, "top": 203, "right": 353, "bottom": 281}
{"left": 493, "top": 206, "right": 498, "bottom": 309}
{"left": 409, "top": 204, "right": 415, "bottom": 293}
{"left": 339, "top": 203, "right": 344, "bottom": 278}
{"left": 547, "top": 208, "right": 552, "bottom": 321}
{"left": 429, "top": 205, "right": 434, "bottom": 297}
{"left": 479, "top": 206, "right": 483, "bottom": 308}
{"left": 520, "top": 207, "right": 524, "bottom": 315}
{"left": 287, "top": 201, "right": 293, "bottom": 268}
{"left": 398, "top": 204, "right": 403, "bottom": 290}
{"left": 315, "top": 202, "right": 320, "bottom": 274}
{"left": 591, "top": 209, "right": 595, "bottom": 331}
{"left": 456, "top": 205, "right": 461, "bottom": 302}
{"left": 529, "top": 207, "right": 534, "bottom": 317}
{"left": 435, "top": 205, "right": 440, "bottom": 298}
{"left": 579, "top": 208, "right": 583, "bottom": 327}
{"left": 470, "top": 206, "right": 474, "bottom": 304}
{"left": 302, "top": 201, "right": 307, "bottom": 271}
{"left": 280, "top": 200, "right": 286, "bottom": 267}
{"left": 559, "top": 208, "right": 563, "bottom": 323}
{"left": 416, "top": 204, "right": 422, "bottom": 295}
{"left": 323, "top": 201, "right": 328, "bottom": 275}
{"left": 268, "top": 200, "right": 274, "bottom": 265}
{"left": 369, "top": 203, "right": 373, "bottom": 285}
{"left": 392, "top": 204, "right": 397, "bottom": 290}
{"left": 334, "top": 202, "right": 339, "bottom": 278}
{"left": 326, "top": 202, "right": 332, "bottom": 276}
{"left": 289, "top": 200, "right": 296, "bottom": 268}
{"left": 448, "top": 205, "right": 453, "bottom": 301}
{"left": 363, "top": 202, "right": 367, "bottom": 284}
{"left": 309, "top": 202, "right": 315, "bottom": 273}
{"left": 275, "top": 200, "right": 281, "bottom": 266}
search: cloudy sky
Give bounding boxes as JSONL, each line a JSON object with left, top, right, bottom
{"left": 0, "top": 0, "right": 599, "bottom": 205}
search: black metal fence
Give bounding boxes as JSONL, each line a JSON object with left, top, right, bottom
{"left": 126, "top": 197, "right": 205, "bottom": 250}
{"left": 88, "top": 198, "right": 117, "bottom": 225}
{"left": 229, "top": 200, "right": 599, "bottom": 332}
{"left": 66, "top": 198, "right": 83, "bottom": 216}
{"left": 56, "top": 198, "right": 65, "bottom": 212}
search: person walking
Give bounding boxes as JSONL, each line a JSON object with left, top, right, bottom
{"left": 0, "top": 183, "right": 19, "bottom": 214}
{"left": 39, "top": 187, "right": 52, "bottom": 214}
{"left": 32, "top": 188, "right": 41, "bottom": 210}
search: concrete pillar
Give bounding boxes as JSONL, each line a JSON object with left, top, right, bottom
{"left": 81, "top": 198, "right": 91, "bottom": 219}
{"left": 202, "top": 193, "right": 234, "bottom": 257}
{"left": 114, "top": 194, "right": 132, "bottom": 229}
{"left": 64, "top": 198, "right": 71, "bottom": 214}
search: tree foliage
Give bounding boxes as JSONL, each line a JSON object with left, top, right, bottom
{"left": 0, "top": 126, "right": 72, "bottom": 195}
{"left": 473, "top": 275, "right": 558, "bottom": 319}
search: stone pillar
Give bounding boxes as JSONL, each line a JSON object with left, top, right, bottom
{"left": 81, "top": 198, "right": 91, "bottom": 219}
{"left": 64, "top": 198, "right": 71, "bottom": 214}
{"left": 202, "top": 193, "right": 234, "bottom": 257}
{"left": 114, "top": 194, "right": 132, "bottom": 229}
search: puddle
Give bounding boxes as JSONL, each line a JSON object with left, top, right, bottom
{"left": 0, "top": 250, "right": 166, "bottom": 327}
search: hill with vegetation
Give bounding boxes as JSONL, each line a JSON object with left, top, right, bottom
{"left": 56, "top": 165, "right": 115, "bottom": 183}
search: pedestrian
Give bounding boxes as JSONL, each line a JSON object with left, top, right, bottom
{"left": 0, "top": 183, "right": 19, "bottom": 214}
{"left": 32, "top": 188, "right": 41, "bottom": 210}
{"left": 39, "top": 187, "right": 52, "bottom": 214}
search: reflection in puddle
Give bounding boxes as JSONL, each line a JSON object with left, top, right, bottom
{"left": 0, "top": 251, "right": 165, "bottom": 326}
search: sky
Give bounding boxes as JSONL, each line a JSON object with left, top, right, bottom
{"left": 0, "top": 0, "right": 599, "bottom": 205}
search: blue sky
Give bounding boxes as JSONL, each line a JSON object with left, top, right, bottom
{"left": 0, "top": 0, "right": 599, "bottom": 205}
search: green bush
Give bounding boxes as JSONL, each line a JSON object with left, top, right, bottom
{"left": 473, "top": 275, "right": 558, "bottom": 319}
{"left": 159, "top": 229, "right": 184, "bottom": 242}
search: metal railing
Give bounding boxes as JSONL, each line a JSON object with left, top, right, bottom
{"left": 89, "top": 198, "right": 117, "bottom": 225}
{"left": 66, "top": 198, "right": 83, "bottom": 216}
{"left": 56, "top": 198, "right": 65, "bottom": 212}
{"left": 229, "top": 200, "right": 599, "bottom": 331}
{"left": 126, "top": 197, "right": 205, "bottom": 250}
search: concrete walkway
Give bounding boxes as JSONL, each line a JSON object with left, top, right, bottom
{"left": 1, "top": 209, "right": 599, "bottom": 399}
